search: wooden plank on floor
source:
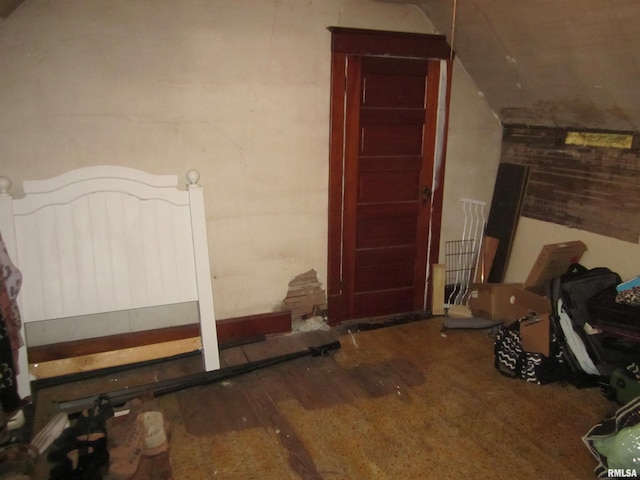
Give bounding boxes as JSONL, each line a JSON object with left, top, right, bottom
{"left": 280, "top": 356, "right": 343, "bottom": 410}
{"left": 268, "top": 334, "right": 310, "bottom": 355}
{"left": 219, "top": 345, "right": 248, "bottom": 368}
{"left": 254, "top": 364, "right": 296, "bottom": 405}
{"left": 384, "top": 358, "right": 425, "bottom": 387}
{"left": 241, "top": 375, "right": 323, "bottom": 480}
{"left": 157, "top": 353, "right": 205, "bottom": 379}
{"left": 242, "top": 337, "right": 290, "bottom": 363}
{"left": 311, "top": 355, "right": 367, "bottom": 404}
{"left": 346, "top": 362, "right": 404, "bottom": 398}
{"left": 176, "top": 384, "right": 237, "bottom": 436}
{"left": 217, "top": 374, "right": 263, "bottom": 432}
{"left": 29, "top": 337, "right": 202, "bottom": 379}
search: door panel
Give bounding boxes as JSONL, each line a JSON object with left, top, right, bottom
{"left": 355, "top": 245, "right": 416, "bottom": 292}
{"left": 353, "top": 288, "right": 414, "bottom": 318}
{"left": 361, "top": 125, "right": 425, "bottom": 155}
{"left": 358, "top": 171, "right": 420, "bottom": 203}
{"left": 355, "top": 262, "right": 415, "bottom": 292}
{"left": 360, "top": 109, "right": 426, "bottom": 125}
{"left": 356, "top": 213, "right": 418, "bottom": 248}
{"left": 351, "top": 56, "right": 427, "bottom": 318}
{"left": 327, "top": 27, "right": 452, "bottom": 324}
{"left": 363, "top": 75, "right": 426, "bottom": 108}
{"left": 358, "top": 159, "right": 421, "bottom": 203}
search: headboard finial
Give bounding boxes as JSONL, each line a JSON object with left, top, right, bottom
{"left": 186, "top": 169, "right": 200, "bottom": 186}
{"left": 0, "top": 176, "right": 12, "bottom": 196}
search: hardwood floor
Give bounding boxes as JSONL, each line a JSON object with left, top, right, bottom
{"left": 29, "top": 317, "right": 613, "bottom": 479}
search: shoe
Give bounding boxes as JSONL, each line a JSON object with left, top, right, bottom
{"left": 51, "top": 394, "right": 113, "bottom": 453}
{"left": 7, "top": 410, "right": 25, "bottom": 431}
{"left": 108, "top": 419, "right": 168, "bottom": 480}
{"left": 109, "top": 408, "right": 170, "bottom": 450}
{"left": 129, "top": 449, "right": 173, "bottom": 480}
{"left": 47, "top": 431, "right": 107, "bottom": 464}
{"left": 109, "top": 412, "right": 167, "bottom": 460}
{"left": 106, "top": 398, "right": 170, "bottom": 448}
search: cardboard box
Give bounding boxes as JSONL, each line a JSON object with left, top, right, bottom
{"left": 471, "top": 283, "right": 552, "bottom": 356}
{"left": 525, "top": 241, "right": 587, "bottom": 287}
{"left": 507, "top": 287, "right": 552, "bottom": 357}
{"left": 469, "top": 283, "right": 524, "bottom": 321}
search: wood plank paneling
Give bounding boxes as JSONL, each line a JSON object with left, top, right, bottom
{"left": 501, "top": 125, "right": 640, "bottom": 243}
{"left": 14, "top": 192, "right": 198, "bottom": 322}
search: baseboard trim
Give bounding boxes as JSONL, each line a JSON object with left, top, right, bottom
{"left": 216, "top": 311, "right": 292, "bottom": 347}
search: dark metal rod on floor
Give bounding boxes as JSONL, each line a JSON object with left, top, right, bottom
{"left": 55, "top": 340, "right": 341, "bottom": 414}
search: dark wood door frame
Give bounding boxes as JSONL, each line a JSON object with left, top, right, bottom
{"left": 326, "top": 27, "right": 453, "bottom": 325}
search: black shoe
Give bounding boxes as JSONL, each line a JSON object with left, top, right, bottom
{"left": 47, "top": 431, "right": 107, "bottom": 463}
{"left": 51, "top": 394, "right": 113, "bottom": 453}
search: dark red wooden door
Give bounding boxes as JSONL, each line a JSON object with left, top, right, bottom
{"left": 327, "top": 28, "right": 453, "bottom": 324}
{"left": 348, "top": 56, "right": 431, "bottom": 318}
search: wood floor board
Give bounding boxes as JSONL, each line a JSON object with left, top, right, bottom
{"left": 268, "top": 333, "right": 310, "bottom": 354}
{"left": 177, "top": 385, "right": 237, "bottom": 436}
{"left": 383, "top": 357, "right": 425, "bottom": 386}
{"left": 219, "top": 375, "right": 264, "bottom": 432}
{"left": 346, "top": 362, "right": 405, "bottom": 398}
{"left": 241, "top": 338, "right": 289, "bottom": 363}
{"left": 310, "top": 356, "right": 368, "bottom": 404}
{"left": 158, "top": 353, "right": 204, "bottom": 378}
{"left": 219, "top": 345, "right": 249, "bottom": 368}
{"left": 280, "top": 356, "right": 344, "bottom": 410}
{"left": 254, "top": 365, "right": 297, "bottom": 405}
{"left": 240, "top": 376, "right": 324, "bottom": 480}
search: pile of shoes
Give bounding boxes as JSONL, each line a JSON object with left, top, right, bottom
{"left": 105, "top": 396, "right": 172, "bottom": 480}
{"left": 45, "top": 394, "right": 172, "bottom": 480}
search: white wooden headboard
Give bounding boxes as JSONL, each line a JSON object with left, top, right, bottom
{"left": 0, "top": 166, "right": 220, "bottom": 398}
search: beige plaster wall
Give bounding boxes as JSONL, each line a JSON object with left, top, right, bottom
{"left": 505, "top": 219, "right": 640, "bottom": 285}
{"left": 0, "top": 0, "right": 502, "bottom": 324}
{"left": 438, "top": 62, "right": 503, "bottom": 261}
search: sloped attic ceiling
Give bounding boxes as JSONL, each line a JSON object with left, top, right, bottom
{"left": 3, "top": 0, "right": 639, "bottom": 132}
{"left": 382, "top": 0, "right": 640, "bottom": 133}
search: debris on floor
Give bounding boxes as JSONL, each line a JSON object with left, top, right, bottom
{"left": 293, "top": 315, "right": 330, "bottom": 332}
